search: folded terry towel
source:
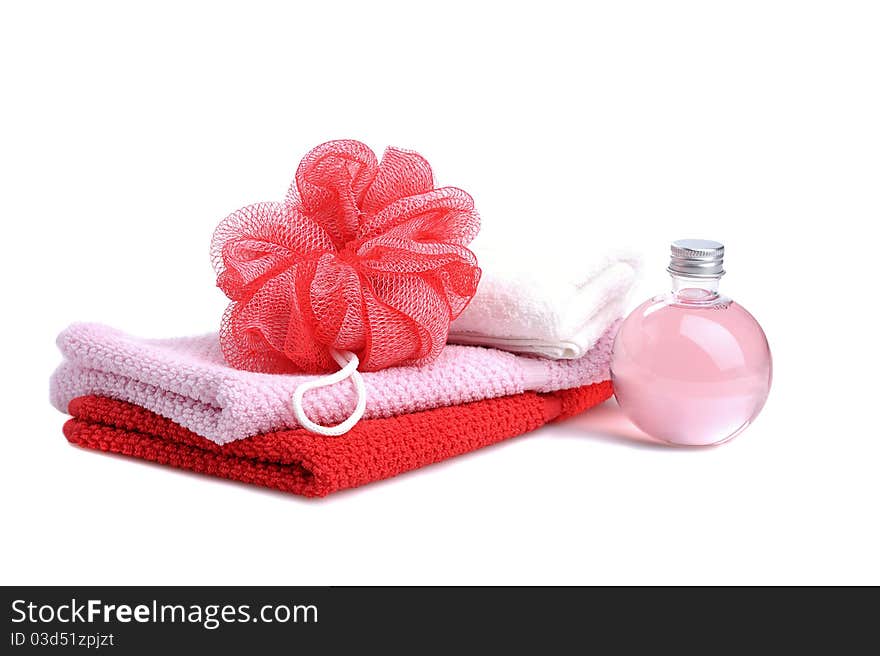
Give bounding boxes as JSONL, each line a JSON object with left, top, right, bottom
{"left": 50, "top": 322, "right": 617, "bottom": 444}
{"left": 63, "top": 383, "right": 612, "bottom": 497}
{"left": 448, "top": 247, "right": 639, "bottom": 359}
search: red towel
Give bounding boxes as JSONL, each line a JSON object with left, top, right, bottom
{"left": 62, "top": 382, "right": 612, "bottom": 497}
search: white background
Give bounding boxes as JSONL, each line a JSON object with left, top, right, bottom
{"left": 2, "top": 1, "right": 878, "bottom": 585}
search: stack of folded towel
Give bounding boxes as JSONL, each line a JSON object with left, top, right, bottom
{"left": 51, "top": 249, "right": 638, "bottom": 497}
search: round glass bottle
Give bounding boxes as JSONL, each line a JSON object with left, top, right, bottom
{"left": 611, "top": 240, "right": 772, "bottom": 446}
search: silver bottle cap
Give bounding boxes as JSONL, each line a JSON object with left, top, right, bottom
{"left": 668, "top": 239, "right": 725, "bottom": 278}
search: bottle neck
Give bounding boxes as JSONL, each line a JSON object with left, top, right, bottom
{"left": 670, "top": 273, "right": 721, "bottom": 301}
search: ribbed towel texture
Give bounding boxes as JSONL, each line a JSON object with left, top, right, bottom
{"left": 63, "top": 382, "right": 612, "bottom": 497}
{"left": 448, "top": 246, "right": 639, "bottom": 359}
{"left": 51, "top": 322, "right": 617, "bottom": 444}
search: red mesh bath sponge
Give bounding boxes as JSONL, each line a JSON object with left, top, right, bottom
{"left": 211, "top": 140, "right": 481, "bottom": 374}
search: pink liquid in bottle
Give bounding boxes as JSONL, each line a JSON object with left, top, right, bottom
{"left": 611, "top": 240, "right": 771, "bottom": 446}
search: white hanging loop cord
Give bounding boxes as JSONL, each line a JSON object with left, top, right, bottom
{"left": 292, "top": 349, "right": 367, "bottom": 436}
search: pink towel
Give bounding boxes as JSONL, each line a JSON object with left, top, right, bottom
{"left": 50, "top": 323, "right": 617, "bottom": 444}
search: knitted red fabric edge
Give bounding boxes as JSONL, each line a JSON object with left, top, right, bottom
{"left": 62, "top": 381, "right": 612, "bottom": 497}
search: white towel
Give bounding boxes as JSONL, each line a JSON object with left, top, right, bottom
{"left": 448, "top": 245, "right": 640, "bottom": 359}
